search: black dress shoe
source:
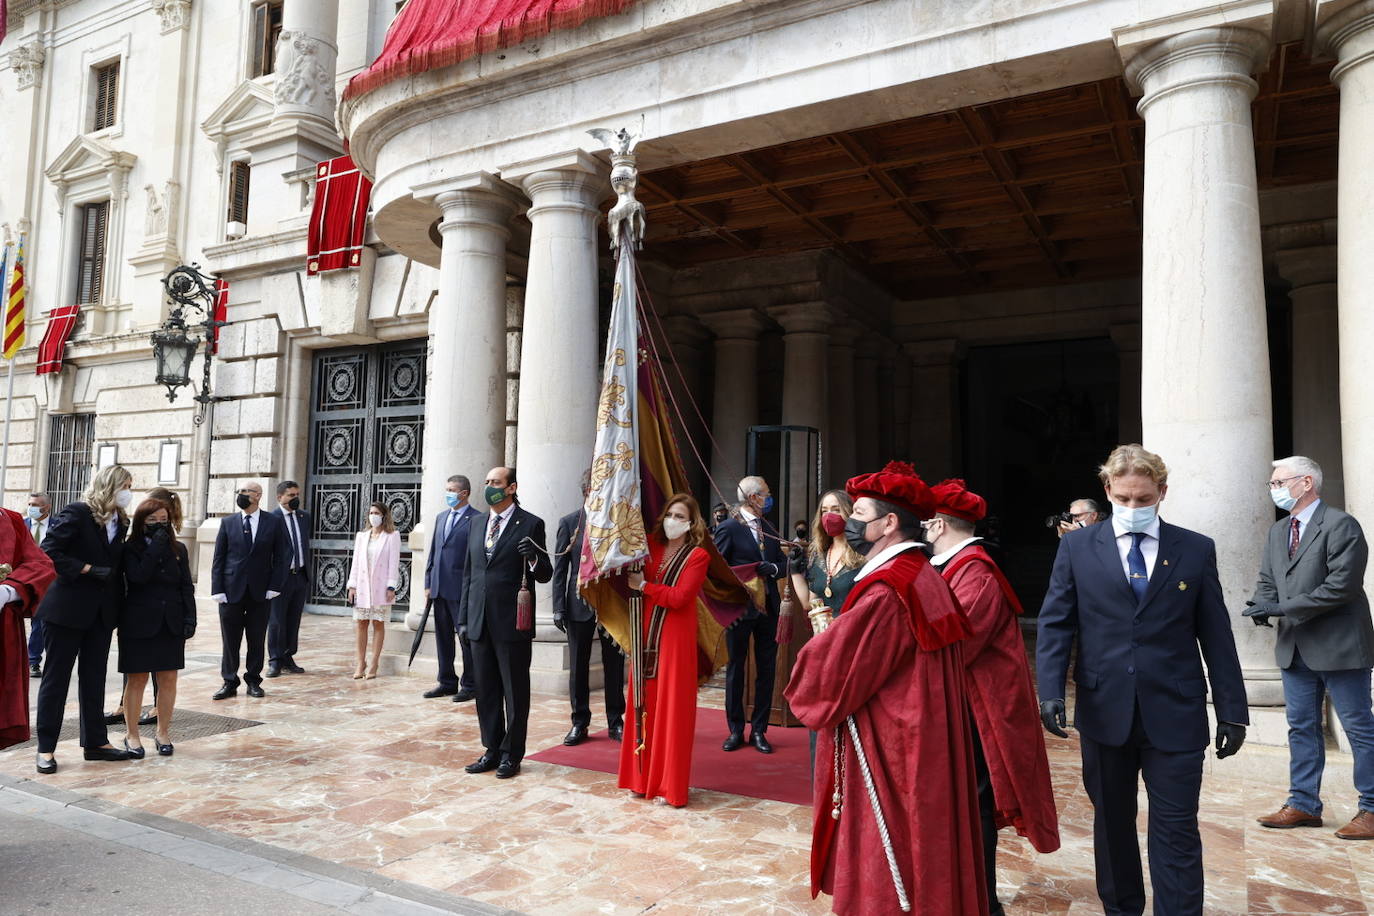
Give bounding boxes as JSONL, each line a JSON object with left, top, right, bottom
{"left": 608, "top": 723, "right": 624, "bottom": 742}
{"left": 246, "top": 684, "right": 265, "bottom": 698}
{"left": 35, "top": 753, "right": 56, "bottom": 775}
{"left": 452, "top": 689, "right": 477, "bottom": 703}
{"left": 495, "top": 760, "right": 521, "bottom": 779}
{"left": 138, "top": 712, "right": 158, "bottom": 726}
{"left": 155, "top": 738, "right": 174, "bottom": 757}
{"left": 563, "top": 725, "right": 588, "bottom": 746}
{"left": 122, "top": 738, "right": 146, "bottom": 760}
{"left": 751, "top": 732, "right": 774, "bottom": 755}
{"left": 29, "top": 664, "right": 41, "bottom": 678}
{"left": 83, "top": 746, "right": 132, "bottom": 761}
{"left": 285, "top": 664, "right": 305, "bottom": 675}
{"left": 265, "top": 664, "right": 282, "bottom": 679}
{"left": 464, "top": 753, "right": 499, "bottom": 774}
{"left": 423, "top": 685, "right": 458, "bottom": 699}
{"left": 212, "top": 682, "right": 237, "bottom": 701}
{"left": 722, "top": 732, "right": 745, "bottom": 752}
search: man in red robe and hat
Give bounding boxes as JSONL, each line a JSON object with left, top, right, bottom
{"left": 785, "top": 461, "right": 986, "bottom": 916}
{"left": 1, "top": 505, "right": 58, "bottom": 749}
{"left": 927, "top": 478, "right": 1060, "bottom": 914}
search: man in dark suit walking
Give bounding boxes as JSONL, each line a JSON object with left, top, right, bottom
{"left": 1038, "top": 444, "right": 1248, "bottom": 916}
{"left": 24, "top": 492, "right": 52, "bottom": 677}
{"left": 713, "top": 475, "right": 787, "bottom": 754}
{"left": 553, "top": 474, "right": 625, "bottom": 745}
{"left": 267, "top": 480, "right": 311, "bottom": 678}
{"left": 422, "top": 474, "right": 481, "bottom": 701}
{"left": 1246, "top": 455, "right": 1374, "bottom": 840}
{"left": 458, "top": 467, "right": 552, "bottom": 779}
{"left": 210, "top": 480, "right": 291, "bottom": 699}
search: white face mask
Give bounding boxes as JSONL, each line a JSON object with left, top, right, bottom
{"left": 662, "top": 517, "right": 690, "bottom": 540}
{"left": 368, "top": 514, "right": 384, "bottom": 528}
{"left": 114, "top": 489, "right": 134, "bottom": 510}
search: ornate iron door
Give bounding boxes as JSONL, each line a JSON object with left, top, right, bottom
{"left": 305, "top": 342, "right": 425, "bottom": 616}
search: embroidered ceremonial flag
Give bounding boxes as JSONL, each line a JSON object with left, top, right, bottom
{"left": 210, "top": 278, "right": 229, "bottom": 355}
{"left": 0, "top": 1, "right": 7, "bottom": 45}
{"left": 4, "top": 236, "right": 26, "bottom": 359}
{"left": 36, "top": 305, "right": 80, "bottom": 376}
{"left": 579, "top": 237, "right": 752, "bottom": 683}
{"left": 306, "top": 155, "right": 372, "bottom": 276}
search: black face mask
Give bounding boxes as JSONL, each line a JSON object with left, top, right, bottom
{"left": 287, "top": 497, "right": 301, "bottom": 511}
{"left": 145, "top": 522, "right": 168, "bottom": 537}
{"left": 236, "top": 493, "right": 252, "bottom": 510}
{"left": 843, "top": 515, "right": 875, "bottom": 556}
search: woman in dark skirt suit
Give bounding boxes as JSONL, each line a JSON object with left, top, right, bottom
{"left": 119, "top": 498, "right": 196, "bottom": 757}
{"left": 33, "top": 464, "right": 136, "bottom": 773}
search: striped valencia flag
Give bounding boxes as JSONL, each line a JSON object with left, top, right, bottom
{"left": 3, "top": 235, "right": 26, "bottom": 360}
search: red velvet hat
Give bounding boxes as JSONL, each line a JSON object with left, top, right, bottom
{"left": 930, "top": 478, "right": 987, "bottom": 523}
{"left": 846, "top": 461, "right": 937, "bottom": 520}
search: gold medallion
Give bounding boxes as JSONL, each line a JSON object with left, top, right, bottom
{"left": 1178, "top": 581, "right": 1188, "bottom": 591}
{"left": 824, "top": 586, "right": 833, "bottom": 598}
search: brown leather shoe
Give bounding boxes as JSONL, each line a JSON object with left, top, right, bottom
{"left": 1334, "top": 810, "right": 1374, "bottom": 840}
{"left": 1257, "top": 804, "right": 1322, "bottom": 828}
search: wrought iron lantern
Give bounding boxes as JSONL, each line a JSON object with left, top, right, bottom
{"left": 150, "top": 264, "right": 228, "bottom": 425}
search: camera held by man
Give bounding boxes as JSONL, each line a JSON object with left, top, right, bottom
{"left": 1048, "top": 498, "right": 1106, "bottom": 539}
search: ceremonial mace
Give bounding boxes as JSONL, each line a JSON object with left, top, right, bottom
{"left": 629, "top": 571, "right": 647, "bottom": 772}
{"left": 808, "top": 611, "right": 911, "bottom": 912}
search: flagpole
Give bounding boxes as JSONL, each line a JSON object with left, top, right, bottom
{"left": 0, "top": 240, "right": 14, "bottom": 496}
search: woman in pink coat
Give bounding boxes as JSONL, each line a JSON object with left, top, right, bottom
{"left": 346, "top": 501, "right": 401, "bottom": 679}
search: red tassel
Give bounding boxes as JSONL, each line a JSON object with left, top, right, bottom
{"left": 516, "top": 581, "right": 534, "bottom": 632}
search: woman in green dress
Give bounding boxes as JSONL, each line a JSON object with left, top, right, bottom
{"left": 790, "top": 489, "right": 865, "bottom": 620}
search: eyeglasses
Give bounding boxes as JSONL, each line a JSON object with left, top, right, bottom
{"left": 1267, "top": 476, "right": 1305, "bottom": 491}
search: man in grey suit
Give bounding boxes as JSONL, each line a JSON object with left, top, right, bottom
{"left": 1246, "top": 455, "right": 1374, "bottom": 840}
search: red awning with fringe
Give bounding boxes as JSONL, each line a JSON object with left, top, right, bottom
{"left": 344, "top": 0, "right": 637, "bottom": 100}
{"left": 36, "top": 305, "right": 80, "bottom": 376}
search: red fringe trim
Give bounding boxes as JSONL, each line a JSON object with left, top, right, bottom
{"left": 344, "top": 0, "right": 639, "bottom": 101}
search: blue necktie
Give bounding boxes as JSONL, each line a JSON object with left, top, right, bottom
{"left": 1128, "top": 532, "right": 1148, "bottom": 603}
{"left": 242, "top": 514, "right": 253, "bottom": 550}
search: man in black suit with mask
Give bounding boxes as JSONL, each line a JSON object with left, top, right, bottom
{"left": 267, "top": 480, "right": 311, "bottom": 678}
{"left": 553, "top": 472, "right": 625, "bottom": 745}
{"left": 423, "top": 474, "right": 481, "bottom": 701}
{"left": 211, "top": 481, "right": 291, "bottom": 699}
{"left": 458, "top": 467, "right": 553, "bottom": 779}
{"left": 713, "top": 475, "right": 787, "bottom": 754}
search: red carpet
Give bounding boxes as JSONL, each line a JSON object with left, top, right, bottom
{"left": 527, "top": 707, "right": 813, "bottom": 806}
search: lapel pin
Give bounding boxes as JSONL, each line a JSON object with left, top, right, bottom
{"left": 1162, "top": 559, "right": 1169, "bottom": 566}
{"left": 1178, "top": 581, "right": 1188, "bottom": 591}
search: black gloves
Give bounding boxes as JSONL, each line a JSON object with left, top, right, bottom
{"left": 1040, "top": 698, "right": 1068, "bottom": 738}
{"left": 517, "top": 536, "right": 538, "bottom": 558}
{"left": 87, "top": 565, "right": 112, "bottom": 581}
{"left": 1215, "top": 722, "right": 1246, "bottom": 759}
{"left": 757, "top": 561, "right": 781, "bottom": 578}
{"left": 183, "top": 622, "right": 197, "bottom": 640}
{"left": 553, "top": 616, "right": 567, "bottom": 634}
{"left": 1243, "top": 601, "right": 1283, "bottom": 627}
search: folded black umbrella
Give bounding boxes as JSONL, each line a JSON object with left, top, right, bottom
{"left": 408, "top": 598, "right": 434, "bottom": 667}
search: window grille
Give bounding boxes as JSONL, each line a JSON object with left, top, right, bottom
{"left": 46, "top": 414, "right": 96, "bottom": 513}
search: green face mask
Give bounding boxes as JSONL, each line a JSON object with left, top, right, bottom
{"left": 484, "top": 484, "right": 509, "bottom": 507}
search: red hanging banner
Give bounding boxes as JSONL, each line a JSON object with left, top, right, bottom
{"left": 36, "top": 305, "right": 80, "bottom": 376}
{"left": 306, "top": 156, "right": 372, "bottom": 277}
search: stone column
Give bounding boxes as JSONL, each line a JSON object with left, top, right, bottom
{"left": 890, "top": 353, "right": 912, "bottom": 470}
{"left": 1119, "top": 21, "right": 1279, "bottom": 703}
{"left": 907, "top": 339, "right": 959, "bottom": 481}
{"left": 1110, "top": 322, "right": 1143, "bottom": 444}
{"left": 827, "top": 326, "right": 859, "bottom": 487}
{"left": 853, "top": 340, "right": 881, "bottom": 473}
{"left": 273, "top": 0, "right": 339, "bottom": 127}
{"left": 415, "top": 175, "right": 522, "bottom": 535}
{"left": 767, "top": 302, "right": 832, "bottom": 525}
{"left": 1274, "top": 245, "right": 1343, "bottom": 507}
{"left": 700, "top": 309, "right": 768, "bottom": 496}
{"left": 659, "top": 315, "right": 713, "bottom": 503}
{"left": 504, "top": 150, "right": 604, "bottom": 572}
{"left": 1318, "top": 1, "right": 1374, "bottom": 598}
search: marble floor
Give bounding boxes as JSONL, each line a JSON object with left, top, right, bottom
{"left": 4, "top": 615, "right": 1373, "bottom": 915}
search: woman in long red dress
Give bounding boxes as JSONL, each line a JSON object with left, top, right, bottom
{"left": 618, "top": 494, "right": 710, "bottom": 808}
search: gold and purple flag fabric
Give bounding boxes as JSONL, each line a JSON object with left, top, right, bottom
{"left": 579, "top": 238, "right": 754, "bottom": 683}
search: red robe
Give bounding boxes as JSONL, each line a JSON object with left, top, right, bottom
{"left": 940, "top": 544, "right": 1060, "bottom": 853}
{"left": 617, "top": 540, "right": 708, "bottom": 807}
{"left": 0, "top": 507, "right": 58, "bottom": 749}
{"left": 785, "top": 546, "right": 986, "bottom": 916}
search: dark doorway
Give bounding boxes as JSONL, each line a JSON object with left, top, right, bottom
{"left": 963, "top": 337, "right": 1121, "bottom": 612}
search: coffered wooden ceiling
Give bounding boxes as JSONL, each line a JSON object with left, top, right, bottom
{"left": 636, "top": 42, "right": 1338, "bottom": 301}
